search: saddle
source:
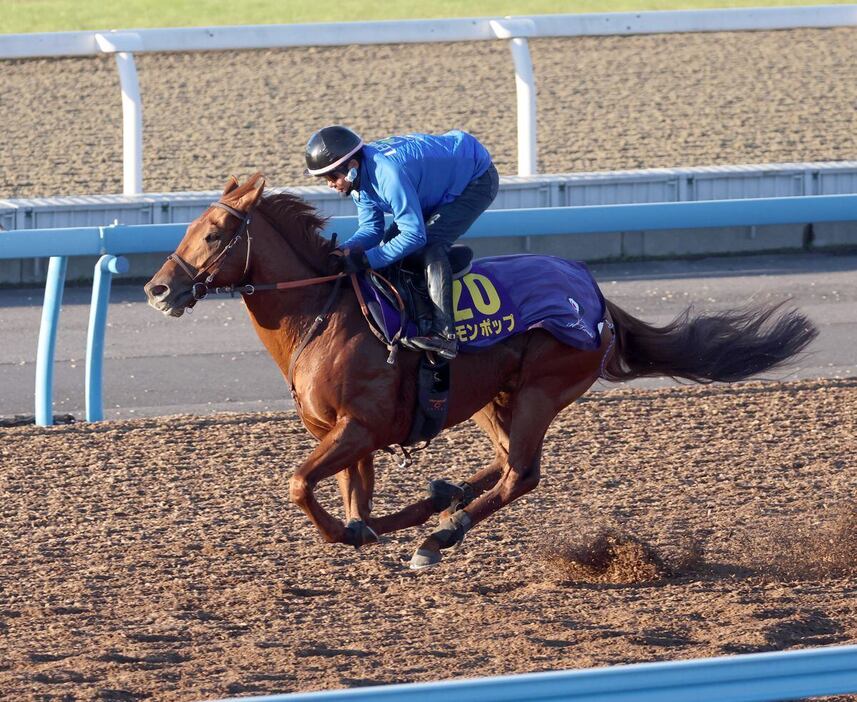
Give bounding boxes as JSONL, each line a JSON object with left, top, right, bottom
{"left": 369, "top": 245, "right": 473, "bottom": 348}
{"left": 356, "top": 245, "right": 473, "bottom": 448}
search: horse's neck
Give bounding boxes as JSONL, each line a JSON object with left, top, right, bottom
{"left": 240, "top": 221, "right": 346, "bottom": 367}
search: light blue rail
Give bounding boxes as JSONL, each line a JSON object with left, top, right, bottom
{"left": 86, "top": 254, "right": 130, "bottom": 421}
{"left": 2, "top": 194, "right": 856, "bottom": 425}
{"left": 34, "top": 257, "right": 68, "bottom": 426}
{"left": 213, "top": 644, "right": 857, "bottom": 702}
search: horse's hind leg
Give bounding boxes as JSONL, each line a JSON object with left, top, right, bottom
{"left": 410, "top": 344, "right": 603, "bottom": 569}
{"left": 334, "top": 400, "right": 552, "bottom": 543}
{"left": 409, "top": 390, "right": 551, "bottom": 568}
{"left": 329, "top": 394, "right": 551, "bottom": 542}
{"left": 360, "top": 403, "right": 509, "bottom": 536}
{"left": 361, "top": 467, "right": 498, "bottom": 538}
{"left": 446, "top": 403, "right": 512, "bottom": 507}
{"left": 429, "top": 404, "right": 512, "bottom": 520}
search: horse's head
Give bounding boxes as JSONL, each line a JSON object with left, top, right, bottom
{"left": 144, "top": 173, "right": 266, "bottom": 317}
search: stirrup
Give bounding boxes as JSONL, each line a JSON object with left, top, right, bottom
{"left": 409, "top": 334, "right": 458, "bottom": 359}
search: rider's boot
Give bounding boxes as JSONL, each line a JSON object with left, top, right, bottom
{"left": 410, "top": 250, "right": 458, "bottom": 360}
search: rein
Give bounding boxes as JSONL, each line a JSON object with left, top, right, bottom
{"left": 168, "top": 201, "right": 347, "bottom": 300}
{"left": 166, "top": 201, "right": 405, "bottom": 355}
{"left": 200, "top": 273, "right": 346, "bottom": 298}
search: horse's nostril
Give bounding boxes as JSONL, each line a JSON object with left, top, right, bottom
{"left": 145, "top": 283, "right": 169, "bottom": 300}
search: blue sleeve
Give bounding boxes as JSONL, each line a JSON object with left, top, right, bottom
{"left": 364, "top": 165, "right": 426, "bottom": 268}
{"left": 341, "top": 197, "right": 385, "bottom": 253}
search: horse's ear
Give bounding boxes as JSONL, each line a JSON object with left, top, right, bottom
{"left": 237, "top": 172, "right": 266, "bottom": 209}
{"left": 249, "top": 172, "right": 265, "bottom": 192}
{"left": 221, "top": 175, "right": 240, "bottom": 196}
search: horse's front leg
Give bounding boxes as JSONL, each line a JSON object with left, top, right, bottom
{"left": 335, "top": 454, "right": 380, "bottom": 547}
{"left": 289, "top": 417, "right": 376, "bottom": 545}
{"left": 336, "top": 455, "right": 374, "bottom": 521}
{"left": 327, "top": 453, "right": 455, "bottom": 540}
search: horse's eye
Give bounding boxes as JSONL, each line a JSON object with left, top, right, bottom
{"left": 205, "top": 231, "right": 221, "bottom": 244}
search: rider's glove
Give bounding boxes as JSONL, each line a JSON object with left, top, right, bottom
{"left": 332, "top": 247, "right": 370, "bottom": 274}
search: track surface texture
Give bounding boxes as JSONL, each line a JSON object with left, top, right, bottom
{"left": 2, "top": 378, "right": 856, "bottom": 700}
{"left": 3, "top": 25, "right": 857, "bottom": 702}
{"left": 1, "top": 28, "right": 856, "bottom": 198}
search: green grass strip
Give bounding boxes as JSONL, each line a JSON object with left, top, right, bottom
{"left": 3, "top": 0, "right": 854, "bottom": 34}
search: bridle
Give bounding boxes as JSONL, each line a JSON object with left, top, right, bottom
{"left": 167, "top": 200, "right": 344, "bottom": 301}
{"left": 168, "top": 201, "right": 255, "bottom": 301}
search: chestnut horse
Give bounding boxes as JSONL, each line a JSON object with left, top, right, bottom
{"left": 144, "top": 174, "right": 818, "bottom": 569}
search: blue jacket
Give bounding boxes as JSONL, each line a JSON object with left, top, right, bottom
{"left": 341, "top": 130, "right": 492, "bottom": 268}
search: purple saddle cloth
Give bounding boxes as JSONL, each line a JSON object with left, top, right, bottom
{"left": 360, "top": 254, "right": 606, "bottom": 352}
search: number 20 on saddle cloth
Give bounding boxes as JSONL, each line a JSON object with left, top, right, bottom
{"left": 358, "top": 254, "right": 608, "bottom": 447}
{"left": 362, "top": 254, "right": 607, "bottom": 353}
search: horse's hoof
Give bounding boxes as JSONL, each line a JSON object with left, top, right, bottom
{"left": 426, "top": 479, "right": 475, "bottom": 513}
{"left": 343, "top": 519, "right": 379, "bottom": 549}
{"left": 409, "top": 548, "right": 442, "bottom": 570}
{"left": 409, "top": 512, "right": 473, "bottom": 569}
{"left": 434, "top": 511, "right": 472, "bottom": 550}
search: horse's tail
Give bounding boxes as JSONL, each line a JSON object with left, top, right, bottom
{"left": 601, "top": 298, "right": 818, "bottom": 384}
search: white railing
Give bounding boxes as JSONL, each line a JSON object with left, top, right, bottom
{"left": 2, "top": 6, "right": 856, "bottom": 192}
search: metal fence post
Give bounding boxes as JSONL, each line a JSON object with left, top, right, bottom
{"left": 34, "top": 256, "right": 68, "bottom": 426}
{"left": 96, "top": 33, "right": 144, "bottom": 195}
{"left": 489, "top": 19, "right": 537, "bottom": 177}
{"left": 85, "top": 254, "right": 129, "bottom": 421}
{"left": 509, "top": 36, "right": 537, "bottom": 176}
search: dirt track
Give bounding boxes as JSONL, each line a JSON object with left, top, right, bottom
{"left": 2, "top": 378, "right": 856, "bottom": 701}
{"left": 1, "top": 27, "right": 857, "bottom": 199}
{"left": 2, "top": 25, "right": 857, "bottom": 702}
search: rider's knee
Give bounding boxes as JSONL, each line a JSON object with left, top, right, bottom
{"left": 421, "top": 242, "right": 450, "bottom": 265}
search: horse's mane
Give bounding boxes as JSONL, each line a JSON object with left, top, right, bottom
{"left": 256, "top": 191, "right": 335, "bottom": 261}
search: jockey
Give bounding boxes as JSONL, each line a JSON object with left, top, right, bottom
{"left": 304, "top": 125, "right": 499, "bottom": 360}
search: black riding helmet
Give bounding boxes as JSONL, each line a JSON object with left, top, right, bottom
{"left": 305, "top": 125, "right": 364, "bottom": 176}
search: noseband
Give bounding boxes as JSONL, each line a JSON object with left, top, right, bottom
{"left": 168, "top": 201, "right": 254, "bottom": 300}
